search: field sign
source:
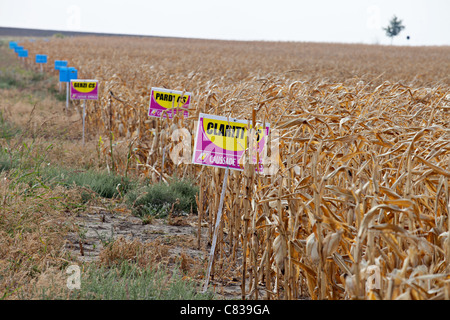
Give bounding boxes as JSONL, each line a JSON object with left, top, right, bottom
{"left": 54, "top": 60, "right": 68, "bottom": 70}
{"left": 192, "top": 113, "right": 270, "bottom": 172}
{"left": 35, "top": 54, "right": 48, "bottom": 64}
{"left": 70, "top": 79, "right": 98, "bottom": 100}
{"left": 9, "top": 41, "right": 18, "bottom": 49}
{"left": 59, "top": 67, "right": 77, "bottom": 82}
{"left": 69, "top": 80, "right": 98, "bottom": 145}
{"left": 148, "top": 87, "right": 191, "bottom": 118}
{"left": 17, "top": 49, "right": 28, "bottom": 58}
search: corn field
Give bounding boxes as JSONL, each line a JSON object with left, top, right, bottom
{"left": 25, "top": 36, "right": 450, "bottom": 299}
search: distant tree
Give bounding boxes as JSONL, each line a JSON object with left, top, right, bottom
{"left": 52, "top": 33, "right": 65, "bottom": 39}
{"left": 383, "top": 15, "right": 405, "bottom": 44}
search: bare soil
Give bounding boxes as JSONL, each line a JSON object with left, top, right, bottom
{"left": 65, "top": 207, "right": 244, "bottom": 299}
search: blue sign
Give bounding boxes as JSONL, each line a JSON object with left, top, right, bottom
{"left": 59, "top": 67, "right": 77, "bottom": 82}
{"left": 36, "top": 54, "right": 48, "bottom": 64}
{"left": 9, "top": 41, "right": 18, "bottom": 49}
{"left": 55, "top": 60, "right": 68, "bottom": 70}
{"left": 59, "top": 67, "right": 68, "bottom": 82}
{"left": 68, "top": 67, "right": 78, "bottom": 81}
{"left": 14, "top": 46, "right": 24, "bottom": 53}
{"left": 18, "top": 49, "right": 28, "bottom": 58}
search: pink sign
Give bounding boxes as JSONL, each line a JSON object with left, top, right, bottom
{"left": 70, "top": 80, "right": 98, "bottom": 100}
{"left": 148, "top": 87, "right": 191, "bottom": 118}
{"left": 192, "top": 113, "right": 270, "bottom": 172}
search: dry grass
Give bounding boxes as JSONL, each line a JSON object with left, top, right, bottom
{"left": 11, "top": 37, "right": 450, "bottom": 300}
{"left": 0, "top": 175, "right": 81, "bottom": 299}
{"left": 98, "top": 236, "right": 203, "bottom": 279}
{"left": 99, "top": 237, "right": 169, "bottom": 268}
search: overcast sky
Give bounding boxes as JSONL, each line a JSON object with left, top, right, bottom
{"left": 0, "top": 0, "right": 449, "bottom": 46}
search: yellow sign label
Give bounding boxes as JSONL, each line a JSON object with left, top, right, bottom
{"left": 153, "top": 90, "right": 189, "bottom": 109}
{"left": 72, "top": 81, "right": 97, "bottom": 93}
{"left": 202, "top": 118, "right": 264, "bottom": 152}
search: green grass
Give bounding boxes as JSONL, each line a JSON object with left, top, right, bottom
{"left": 35, "top": 261, "right": 214, "bottom": 300}
{"left": 0, "top": 111, "right": 20, "bottom": 172}
{"left": 0, "top": 66, "right": 47, "bottom": 90}
{"left": 1, "top": 125, "right": 198, "bottom": 217}
{"left": 0, "top": 143, "right": 131, "bottom": 200}
{"left": 126, "top": 178, "right": 199, "bottom": 218}
{"left": 0, "top": 70, "right": 23, "bottom": 89}
{"left": 1, "top": 137, "right": 198, "bottom": 213}
{"left": 0, "top": 149, "right": 15, "bottom": 172}
{"left": 47, "top": 86, "right": 67, "bottom": 102}
{"left": 1, "top": 141, "right": 198, "bottom": 214}
{"left": 0, "top": 111, "right": 20, "bottom": 140}
{"left": 39, "top": 166, "right": 133, "bottom": 199}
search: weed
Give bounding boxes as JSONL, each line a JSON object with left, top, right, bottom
{"left": 39, "top": 167, "right": 133, "bottom": 199}
{"left": 94, "top": 226, "right": 115, "bottom": 249}
{"left": 47, "top": 86, "right": 66, "bottom": 102}
{"left": 0, "top": 71, "right": 23, "bottom": 89}
{"left": 126, "top": 178, "right": 199, "bottom": 218}
{"left": 36, "top": 261, "right": 214, "bottom": 300}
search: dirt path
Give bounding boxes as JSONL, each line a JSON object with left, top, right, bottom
{"left": 65, "top": 207, "right": 243, "bottom": 299}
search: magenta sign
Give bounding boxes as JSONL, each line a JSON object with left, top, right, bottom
{"left": 70, "top": 80, "right": 99, "bottom": 100}
{"left": 148, "top": 87, "right": 191, "bottom": 118}
{"left": 192, "top": 113, "right": 270, "bottom": 173}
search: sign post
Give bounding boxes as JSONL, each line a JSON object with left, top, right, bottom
{"left": 148, "top": 87, "right": 191, "bottom": 119}
{"left": 35, "top": 54, "right": 48, "bottom": 73}
{"left": 192, "top": 113, "right": 270, "bottom": 293}
{"left": 16, "top": 48, "right": 28, "bottom": 65}
{"left": 70, "top": 79, "right": 99, "bottom": 145}
{"left": 202, "top": 165, "right": 229, "bottom": 293}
